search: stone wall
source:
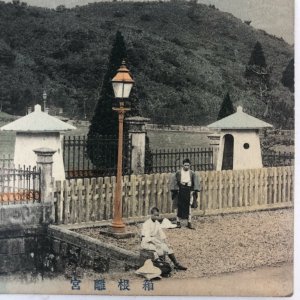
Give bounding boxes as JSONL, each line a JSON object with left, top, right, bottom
{"left": 146, "top": 123, "right": 211, "bottom": 132}
{"left": 0, "top": 203, "right": 53, "bottom": 274}
{"left": 48, "top": 225, "right": 142, "bottom": 273}
{"left": 0, "top": 225, "right": 47, "bottom": 274}
{"left": 0, "top": 203, "right": 53, "bottom": 227}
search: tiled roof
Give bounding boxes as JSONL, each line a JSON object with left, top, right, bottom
{"left": 0, "top": 105, "right": 76, "bottom": 132}
{"left": 207, "top": 106, "right": 273, "bottom": 129}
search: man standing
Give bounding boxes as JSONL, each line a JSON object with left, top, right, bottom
{"left": 170, "top": 158, "right": 200, "bottom": 229}
{"left": 141, "top": 207, "right": 187, "bottom": 271}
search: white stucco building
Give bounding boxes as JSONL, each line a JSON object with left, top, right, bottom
{"left": 0, "top": 104, "right": 76, "bottom": 180}
{"left": 207, "top": 106, "right": 273, "bottom": 170}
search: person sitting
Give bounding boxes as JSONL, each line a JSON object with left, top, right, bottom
{"left": 140, "top": 207, "right": 187, "bottom": 271}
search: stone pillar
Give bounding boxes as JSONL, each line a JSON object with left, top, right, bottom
{"left": 126, "top": 116, "right": 150, "bottom": 175}
{"left": 34, "top": 148, "right": 56, "bottom": 221}
{"left": 207, "top": 133, "right": 220, "bottom": 170}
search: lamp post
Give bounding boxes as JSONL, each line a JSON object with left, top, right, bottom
{"left": 43, "top": 90, "right": 47, "bottom": 112}
{"left": 111, "top": 61, "right": 134, "bottom": 234}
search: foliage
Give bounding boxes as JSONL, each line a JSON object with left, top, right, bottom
{"left": 0, "top": 1, "right": 294, "bottom": 128}
{"left": 144, "top": 134, "right": 153, "bottom": 173}
{"left": 281, "top": 58, "right": 294, "bottom": 93}
{"left": 217, "top": 92, "right": 235, "bottom": 120}
{"left": 87, "top": 31, "right": 140, "bottom": 167}
{"left": 245, "top": 41, "right": 273, "bottom": 118}
{"left": 246, "top": 41, "right": 267, "bottom": 68}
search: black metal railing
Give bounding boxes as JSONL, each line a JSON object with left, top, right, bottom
{"left": 63, "top": 135, "right": 132, "bottom": 179}
{"left": 262, "top": 151, "right": 294, "bottom": 167}
{"left": 0, "top": 166, "right": 41, "bottom": 204}
{"left": 145, "top": 147, "right": 214, "bottom": 173}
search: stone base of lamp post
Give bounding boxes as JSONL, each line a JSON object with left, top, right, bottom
{"left": 100, "top": 226, "right": 135, "bottom": 239}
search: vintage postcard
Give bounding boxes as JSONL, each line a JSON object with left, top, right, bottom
{"left": 0, "top": 0, "right": 295, "bottom": 298}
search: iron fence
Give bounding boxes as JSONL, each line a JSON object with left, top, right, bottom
{"left": 0, "top": 165, "right": 41, "bottom": 204}
{"left": 63, "top": 135, "right": 132, "bottom": 179}
{"left": 145, "top": 147, "right": 214, "bottom": 173}
{"left": 262, "top": 151, "right": 294, "bottom": 167}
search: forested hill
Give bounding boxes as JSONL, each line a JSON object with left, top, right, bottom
{"left": 0, "top": 1, "right": 294, "bottom": 128}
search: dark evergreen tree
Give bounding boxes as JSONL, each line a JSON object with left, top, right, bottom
{"left": 87, "top": 31, "right": 140, "bottom": 168}
{"left": 217, "top": 92, "right": 235, "bottom": 120}
{"left": 282, "top": 58, "right": 294, "bottom": 92}
{"left": 245, "top": 41, "right": 271, "bottom": 116}
{"left": 245, "top": 41, "right": 269, "bottom": 80}
{"left": 247, "top": 41, "right": 266, "bottom": 68}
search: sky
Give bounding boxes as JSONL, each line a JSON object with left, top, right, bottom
{"left": 2, "top": 0, "right": 294, "bottom": 44}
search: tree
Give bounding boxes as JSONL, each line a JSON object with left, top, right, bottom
{"left": 246, "top": 41, "right": 266, "bottom": 69}
{"left": 12, "top": 0, "right": 21, "bottom": 5}
{"left": 217, "top": 92, "right": 235, "bottom": 120}
{"left": 245, "top": 41, "right": 272, "bottom": 116}
{"left": 282, "top": 58, "right": 294, "bottom": 93}
{"left": 87, "top": 31, "right": 140, "bottom": 168}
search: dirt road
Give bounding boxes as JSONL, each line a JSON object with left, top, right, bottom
{"left": 0, "top": 262, "right": 292, "bottom": 296}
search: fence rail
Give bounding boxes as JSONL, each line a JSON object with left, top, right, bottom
{"left": 63, "top": 135, "right": 132, "bottom": 179}
{"left": 146, "top": 147, "right": 214, "bottom": 173}
{"left": 54, "top": 166, "right": 293, "bottom": 225}
{"left": 0, "top": 166, "right": 41, "bottom": 204}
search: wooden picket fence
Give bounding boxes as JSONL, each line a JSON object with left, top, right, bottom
{"left": 53, "top": 166, "right": 294, "bottom": 225}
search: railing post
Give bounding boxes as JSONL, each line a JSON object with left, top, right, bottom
{"left": 33, "top": 147, "right": 56, "bottom": 222}
{"left": 125, "top": 116, "right": 150, "bottom": 175}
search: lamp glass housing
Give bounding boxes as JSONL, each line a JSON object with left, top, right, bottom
{"left": 112, "top": 82, "right": 133, "bottom": 99}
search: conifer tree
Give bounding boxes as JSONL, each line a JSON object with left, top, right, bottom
{"left": 247, "top": 41, "right": 266, "bottom": 69}
{"left": 282, "top": 58, "right": 294, "bottom": 93}
{"left": 245, "top": 41, "right": 271, "bottom": 116}
{"left": 245, "top": 41, "right": 269, "bottom": 80}
{"left": 87, "top": 31, "right": 140, "bottom": 168}
{"left": 217, "top": 92, "right": 235, "bottom": 120}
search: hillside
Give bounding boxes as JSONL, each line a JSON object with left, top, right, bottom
{"left": 0, "top": 1, "right": 294, "bottom": 127}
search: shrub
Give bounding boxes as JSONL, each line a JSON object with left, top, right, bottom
{"left": 140, "top": 14, "right": 152, "bottom": 21}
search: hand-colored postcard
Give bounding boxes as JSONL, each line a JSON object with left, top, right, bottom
{"left": 0, "top": 0, "right": 295, "bottom": 297}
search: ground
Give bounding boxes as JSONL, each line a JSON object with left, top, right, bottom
{"left": 0, "top": 208, "right": 293, "bottom": 296}
{"left": 0, "top": 263, "right": 293, "bottom": 296}
{"left": 75, "top": 208, "right": 293, "bottom": 279}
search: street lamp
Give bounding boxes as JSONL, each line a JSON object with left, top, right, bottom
{"left": 42, "top": 90, "right": 47, "bottom": 112}
{"left": 110, "top": 60, "right": 134, "bottom": 234}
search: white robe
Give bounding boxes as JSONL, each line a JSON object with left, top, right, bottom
{"left": 141, "top": 218, "right": 174, "bottom": 257}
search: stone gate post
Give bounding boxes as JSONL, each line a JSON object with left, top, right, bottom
{"left": 126, "top": 116, "right": 150, "bottom": 175}
{"left": 34, "top": 148, "right": 56, "bottom": 221}
{"left": 207, "top": 133, "right": 220, "bottom": 170}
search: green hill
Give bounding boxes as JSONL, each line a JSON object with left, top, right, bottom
{"left": 0, "top": 1, "right": 294, "bottom": 128}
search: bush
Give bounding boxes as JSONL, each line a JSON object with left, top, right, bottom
{"left": 113, "top": 11, "right": 125, "bottom": 18}
{"left": 140, "top": 14, "right": 152, "bottom": 21}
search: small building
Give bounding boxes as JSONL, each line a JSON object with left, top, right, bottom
{"left": 207, "top": 106, "right": 273, "bottom": 170}
{"left": 0, "top": 104, "right": 76, "bottom": 180}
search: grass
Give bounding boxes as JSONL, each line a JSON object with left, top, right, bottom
{"left": 0, "top": 119, "right": 294, "bottom": 157}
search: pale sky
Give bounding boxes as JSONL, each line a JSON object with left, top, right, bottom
{"left": 2, "top": 0, "right": 294, "bottom": 44}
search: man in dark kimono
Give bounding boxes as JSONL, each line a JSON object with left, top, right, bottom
{"left": 170, "top": 158, "right": 200, "bottom": 229}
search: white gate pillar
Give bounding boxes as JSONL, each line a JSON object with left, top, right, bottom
{"left": 126, "top": 117, "right": 150, "bottom": 175}
{"left": 34, "top": 147, "right": 56, "bottom": 222}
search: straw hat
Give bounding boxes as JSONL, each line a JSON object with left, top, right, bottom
{"left": 135, "top": 259, "right": 162, "bottom": 280}
{"left": 161, "top": 218, "right": 177, "bottom": 229}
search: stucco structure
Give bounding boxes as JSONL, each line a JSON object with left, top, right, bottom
{"left": 126, "top": 116, "right": 150, "bottom": 175}
{"left": 207, "top": 106, "right": 273, "bottom": 170}
{"left": 0, "top": 104, "right": 76, "bottom": 180}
